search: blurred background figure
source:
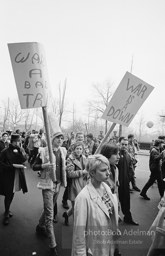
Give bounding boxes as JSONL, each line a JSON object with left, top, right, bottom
{"left": 0, "top": 132, "right": 9, "bottom": 152}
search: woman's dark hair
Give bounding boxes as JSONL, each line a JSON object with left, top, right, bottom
{"left": 154, "top": 139, "right": 164, "bottom": 147}
{"left": 72, "top": 141, "right": 84, "bottom": 150}
{"left": 100, "top": 143, "right": 119, "bottom": 159}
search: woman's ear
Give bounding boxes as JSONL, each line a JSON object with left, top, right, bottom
{"left": 90, "top": 170, "right": 94, "bottom": 177}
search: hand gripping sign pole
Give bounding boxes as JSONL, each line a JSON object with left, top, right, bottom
{"left": 42, "top": 106, "right": 56, "bottom": 181}
{"left": 8, "top": 42, "right": 56, "bottom": 181}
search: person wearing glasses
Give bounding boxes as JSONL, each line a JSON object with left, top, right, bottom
{"left": 117, "top": 137, "right": 139, "bottom": 225}
{"left": 71, "top": 154, "right": 119, "bottom": 256}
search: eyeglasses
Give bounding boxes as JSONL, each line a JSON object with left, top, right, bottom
{"left": 121, "top": 143, "right": 128, "bottom": 146}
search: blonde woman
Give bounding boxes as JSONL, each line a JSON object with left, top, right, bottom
{"left": 72, "top": 154, "right": 119, "bottom": 256}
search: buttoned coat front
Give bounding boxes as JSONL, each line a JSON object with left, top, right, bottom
{"left": 72, "top": 181, "right": 118, "bottom": 256}
{"left": 0, "top": 144, "right": 27, "bottom": 196}
{"left": 66, "top": 153, "right": 88, "bottom": 201}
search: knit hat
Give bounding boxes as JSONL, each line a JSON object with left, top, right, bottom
{"left": 52, "top": 132, "right": 64, "bottom": 140}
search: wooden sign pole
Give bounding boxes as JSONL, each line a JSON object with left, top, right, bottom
{"left": 95, "top": 122, "right": 117, "bottom": 154}
{"left": 42, "top": 106, "right": 56, "bottom": 182}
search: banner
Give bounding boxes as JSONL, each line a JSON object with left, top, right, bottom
{"left": 102, "top": 72, "right": 154, "bottom": 127}
{"left": 8, "top": 42, "right": 50, "bottom": 109}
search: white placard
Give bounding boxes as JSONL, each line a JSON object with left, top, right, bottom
{"left": 8, "top": 42, "right": 50, "bottom": 109}
{"left": 102, "top": 72, "right": 154, "bottom": 127}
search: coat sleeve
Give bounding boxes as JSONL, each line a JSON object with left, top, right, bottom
{"left": 0, "top": 149, "right": 14, "bottom": 172}
{"left": 128, "top": 154, "right": 134, "bottom": 180}
{"left": 72, "top": 193, "right": 88, "bottom": 256}
{"left": 32, "top": 154, "right": 43, "bottom": 171}
{"left": 66, "top": 157, "right": 84, "bottom": 178}
{"left": 151, "top": 148, "right": 162, "bottom": 161}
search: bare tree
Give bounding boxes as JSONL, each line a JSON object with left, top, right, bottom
{"left": 48, "top": 79, "right": 67, "bottom": 127}
{"left": 89, "top": 80, "right": 114, "bottom": 133}
{"left": 67, "top": 119, "right": 86, "bottom": 134}
{"left": 1, "top": 98, "right": 10, "bottom": 131}
{"left": 9, "top": 100, "right": 24, "bottom": 131}
{"left": 23, "top": 109, "right": 35, "bottom": 131}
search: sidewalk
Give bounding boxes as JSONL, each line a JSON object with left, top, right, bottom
{"left": 137, "top": 150, "right": 150, "bottom": 156}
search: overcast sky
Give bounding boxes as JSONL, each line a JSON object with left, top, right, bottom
{"left": 1, "top": 0, "right": 165, "bottom": 130}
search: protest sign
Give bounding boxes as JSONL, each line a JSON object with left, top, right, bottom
{"left": 8, "top": 42, "right": 56, "bottom": 181}
{"left": 102, "top": 72, "right": 154, "bottom": 127}
{"left": 8, "top": 42, "right": 50, "bottom": 109}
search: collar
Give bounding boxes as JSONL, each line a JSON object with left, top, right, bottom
{"left": 53, "top": 147, "right": 60, "bottom": 152}
{"left": 87, "top": 180, "right": 111, "bottom": 218}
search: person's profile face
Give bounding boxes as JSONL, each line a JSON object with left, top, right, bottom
{"left": 52, "top": 135, "right": 64, "bottom": 147}
{"left": 93, "top": 163, "right": 110, "bottom": 182}
{"left": 109, "top": 152, "right": 120, "bottom": 165}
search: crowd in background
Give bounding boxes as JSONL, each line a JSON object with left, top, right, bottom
{"left": 0, "top": 127, "right": 165, "bottom": 256}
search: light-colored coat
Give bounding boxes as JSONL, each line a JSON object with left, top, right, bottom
{"left": 59, "top": 146, "right": 67, "bottom": 187}
{"left": 66, "top": 153, "right": 88, "bottom": 201}
{"left": 72, "top": 180, "right": 118, "bottom": 256}
{"left": 36, "top": 146, "right": 67, "bottom": 190}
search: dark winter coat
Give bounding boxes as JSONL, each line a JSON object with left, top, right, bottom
{"left": 117, "top": 149, "right": 134, "bottom": 187}
{"left": 149, "top": 146, "right": 162, "bottom": 173}
{"left": 0, "top": 144, "right": 28, "bottom": 196}
{"left": 0, "top": 140, "right": 9, "bottom": 153}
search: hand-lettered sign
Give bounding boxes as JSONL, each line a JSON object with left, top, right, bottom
{"left": 102, "top": 72, "right": 154, "bottom": 127}
{"left": 8, "top": 42, "right": 50, "bottom": 109}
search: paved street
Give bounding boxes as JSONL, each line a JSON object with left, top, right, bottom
{"left": 0, "top": 153, "right": 162, "bottom": 256}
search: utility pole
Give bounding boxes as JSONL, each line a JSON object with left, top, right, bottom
{"left": 119, "top": 55, "right": 134, "bottom": 138}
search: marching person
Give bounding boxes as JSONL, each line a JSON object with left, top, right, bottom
{"left": 32, "top": 132, "right": 67, "bottom": 256}
{"left": 127, "top": 134, "right": 140, "bottom": 192}
{"left": 100, "top": 143, "right": 121, "bottom": 256}
{"left": 117, "top": 137, "right": 139, "bottom": 225}
{"left": 100, "top": 143, "right": 120, "bottom": 194}
{"left": 62, "top": 141, "right": 88, "bottom": 225}
{"left": 140, "top": 139, "right": 165, "bottom": 200}
{"left": 0, "top": 134, "right": 27, "bottom": 225}
{"left": 0, "top": 132, "right": 9, "bottom": 152}
{"left": 62, "top": 132, "right": 85, "bottom": 209}
{"left": 72, "top": 154, "right": 119, "bottom": 256}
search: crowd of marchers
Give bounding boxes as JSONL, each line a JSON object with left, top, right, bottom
{"left": 0, "top": 128, "right": 165, "bottom": 256}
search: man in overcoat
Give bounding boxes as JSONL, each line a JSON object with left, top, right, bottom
{"left": 0, "top": 134, "right": 27, "bottom": 225}
{"left": 117, "top": 137, "right": 139, "bottom": 225}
